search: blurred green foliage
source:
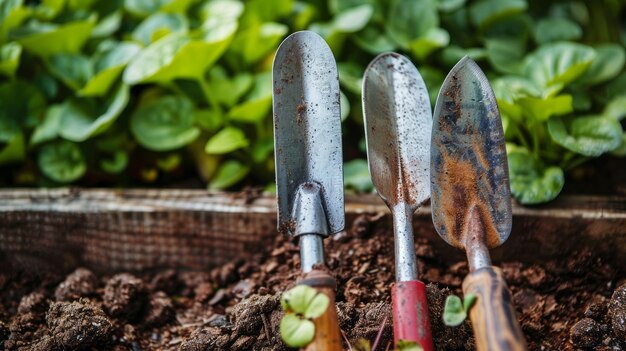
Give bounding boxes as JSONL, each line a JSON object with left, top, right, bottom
{"left": 0, "top": 0, "right": 624, "bottom": 203}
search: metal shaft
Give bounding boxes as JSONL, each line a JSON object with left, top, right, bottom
{"left": 392, "top": 203, "right": 418, "bottom": 282}
{"left": 465, "top": 208, "right": 492, "bottom": 272}
{"left": 300, "top": 233, "right": 325, "bottom": 273}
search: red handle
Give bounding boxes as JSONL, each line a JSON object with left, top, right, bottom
{"left": 391, "top": 280, "right": 434, "bottom": 351}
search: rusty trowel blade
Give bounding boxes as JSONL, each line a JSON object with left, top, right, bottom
{"left": 363, "top": 53, "right": 432, "bottom": 208}
{"left": 272, "top": 31, "right": 344, "bottom": 236}
{"left": 430, "top": 56, "right": 512, "bottom": 250}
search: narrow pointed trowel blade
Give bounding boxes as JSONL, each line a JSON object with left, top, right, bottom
{"left": 430, "top": 56, "right": 512, "bottom": 250}
{"left": 363, "top": 53, "right": 432, "bottom": 209}
{"left": 272, "top": 31, "right": 344, "bottom": 236}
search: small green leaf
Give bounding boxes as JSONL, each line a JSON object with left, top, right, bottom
{"left": 353, "top": 26, "right": 396, "bottom": 55}
{"left": 208, "top": 159, "right": 250, "bottom": 189}
{"left": 353, "top": 339, "right": 371, "bottom": 351}
{"left": 59, "top": 84, "right": 130, "bottom": 142}
{"left": 205, "top": 126, "right": 249, "bottom": 154}
{"left": 194, "top": 108, "right": 223, "bottom": 132}
{"left": 492, "top": 76, "right": 540, "bottom": 103}
{"left": 30, "top": 104, "right": 63, "bottom": 146}
{"left": 1, "top": 0, "right": 30, "bottom": 40}
{"left": 396, "top": 340, "right": 424, "bottom": 351}
{"left": 132, "top": 13, "right": 187, "bottom": 45}
{"left": 443, "top": 295, "right": 466, "bottom": 327}
{"left": 228, "top": 71, "right": 272, "bottom": 123}
{"left": 13, "top": 16, "right": 96, "bottom": 57}
{"left": 517, "top": 94, "right": 573, "bottom": 121}
{"left": 469, "top": 0, "right": 527, "bottom": 29}
{"left": 230, "top": 22, "right": 288, "bottom": 65}
{"left": 279, "top": 314, "right": 315, "bottom": 348}
{"left": 0, "top": 131, "right": 25, "bottom": 165}
{"left": 508, "top": 149, "right": 564, "bottom": 204}
{"left": 463, "top": 293, "right": 476, "bottom": 313}
{"left": 409, "top": 27, "right": 449, "bottom": 61}
{"left": 485, "top": 38, "right": 525, "bottom": 75}
{"left": 304, "top": 293, "right": 330, "bottom": 319}
{"left": 46, "top": 53, "right": 92, "bottom": 90}
{"left": 605, "top": 95, "right": 626, "bottom": 121}
{"left": 606, "top": 72, "right": 626, "bottom": 100}
{"left": 80, "top": 42, "right": 142, "bottom": 97}
{"left": 199, "top": 0, "right": 244, "bottom": 26}
{"left": 124, "top": 21, "right": 237, "bottom": 84}
{"left": 547, "top": 115, "right": 623, "bottom": 157}
{"left": 524, "top": 42, "right": 595, "bottom": 94}
{"left": 386, "top": 0, "right": 438, "bottom": 48}
{"left": 281, "top": 285, "right": 318, "bottom": 314}
{"left": 344, "top": 159, "right": 373, "bottom": 192}
{"left": 130, "top": 95, "right": 199, "bottom": 151}
{"left": 37, "top": 140, "right": 86, "bottom": 183}
{"left": 156, "top": 153, "right": 181, "bottom": 171}
{"left": 332, "top": 4, "right": 373, "bottom": 32}
{"left": 251, "top": 138, "right": 274, "bottom": 164}
{"left": 207, "top": 66, "right": 253, "bottom": 107}
{"left": 533, "top": 18, "right": 581, "bottom": 44}
{"left": 100, "top": 151, "right": 128, "bottom": 174}
{"left": 228, "top": 97, "right": 272, "bottom": 123}
{"left": 0, "top": 42, "right": 22, "bottom": 77}
{"left": 91, "top": 10, "right": 122, "bottom": 38}
{"left": 578, "top": 44, "right": 626, "bottom": 86}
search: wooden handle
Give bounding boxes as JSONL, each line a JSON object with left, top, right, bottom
{"left": 462, "top": 267, "right": 527, "bottom": 351}
{"left": 392, "top": 281, "right": 434, "bottom": 351}
{"left": 299, "top": 270, "right": 342, "bottom": 351}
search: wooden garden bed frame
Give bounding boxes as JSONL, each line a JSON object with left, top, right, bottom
{"left": 0, "top": 189, "right": 624, "bottom": 272}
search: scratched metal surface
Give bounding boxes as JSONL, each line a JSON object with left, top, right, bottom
{"left": 430, "top": 57, "right": 512, "bottom": 250}
{"left": 272, "top": 31, "right": 344, "bottom": 236}
{"left": 362, "top": 53, "right": 432, "bottom": 208}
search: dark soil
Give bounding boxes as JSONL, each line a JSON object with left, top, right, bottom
{"left": 0, "top": 214, "right": 624, "bottom": 350}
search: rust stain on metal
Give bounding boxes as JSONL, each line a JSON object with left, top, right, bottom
{"left": 296, "top": 103, "right": 306, "bottom": 124}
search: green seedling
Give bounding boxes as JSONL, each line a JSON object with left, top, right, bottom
{"left": 279, "top": 285, "right": 330, "bottom": 348}
{"left": 396, "top": 340, "right": 424, "bottom": 351}
{"left": 442, "top": 293, "right": 477, "bottom": 327}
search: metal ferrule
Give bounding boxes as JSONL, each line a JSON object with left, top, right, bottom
{"left": 300, "top": 234, "right": 325, "bottom": 272}
{"left": 291, "top": 182, "right": 329, "bottom": 237}
{"left": 291, "top": 182, "right": 329, "bottom": 272}
{"left": 392, "top": 203, "right": 418, "bottom": 282}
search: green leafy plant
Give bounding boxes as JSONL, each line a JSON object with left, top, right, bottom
{"left": 0, "top": 0, "right": 623, "bottom": 204}
{"left": 442, "top": 293, "right": 477, "bottom": 327}
{"left": 279, "top": 284, "right": 330, "bottom": 348}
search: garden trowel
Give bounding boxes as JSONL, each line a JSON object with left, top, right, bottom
{"left": 431, "top": 56, "right": 527, "bottom": 351}
{"left": 362, "top": 52, "right": 434, "bottom": 350}
{"left": 273, "top": 31, "right": 343, "bottom": 351}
